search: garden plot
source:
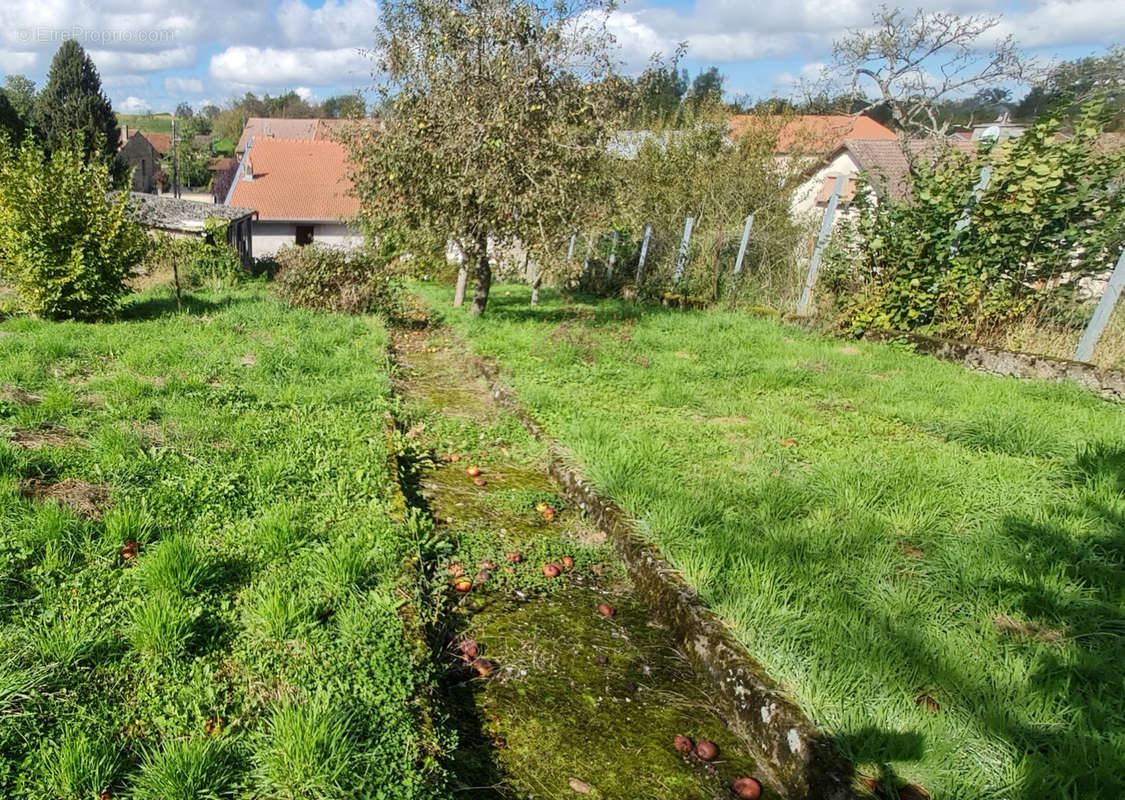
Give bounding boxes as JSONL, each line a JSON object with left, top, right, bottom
{"left": 419, "top": 282, "right": 1125, "bottom": 800}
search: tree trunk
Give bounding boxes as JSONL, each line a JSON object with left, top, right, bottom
{"left": 468, "top": 234, "right": 491, "bottom": 316}
{"left": 530, "top": 271, "right": 542, "bottom": 306}
{"left": 453, "top": 261, "right": 468, "bottom": 307}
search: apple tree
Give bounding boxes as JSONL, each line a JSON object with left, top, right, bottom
{"left": 349, "top": 0, "right": 620, "bottom": 315}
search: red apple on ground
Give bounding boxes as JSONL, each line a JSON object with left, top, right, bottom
{"left": 694, "top": 739, "right": 718, "bottom": 760}
{"left": 466, "top": 466, "right": 481, "bottom": 477}
{"left": 452, "top": 577, "right": 473, "bottom": 592}
{"left": 673, "top": 734, "right": 694, "bottom": 754}
{"left": 733, "top": 777, "right": 762, "bottom": 799}
{"left": 542, "top": 563, "right": 561, "bottom": 578}
{"left": 597, "top": 603, "right": 615, "bottom": 617}
{"left": 560, "top": 555, "right": 574, "bottom": 569}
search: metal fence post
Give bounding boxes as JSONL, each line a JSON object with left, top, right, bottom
{"left": 797, "top": 176, "right": 845, "bottom": 317}
{"left": 607, "top": 230, "right": 618, "bottom": 278}
{"left": 1075, "top": 245, "right": 1125, "bottom": 363}
{"left": 635, "top": 223, "right": 652, "bottom": 285}
{"left": 733, "top": 213, "right": 755, "bottom": 276}
{"left": 673, "top": 216, "right": 694, "bottom": 283}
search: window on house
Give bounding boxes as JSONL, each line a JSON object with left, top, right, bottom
{"left": 296, "top": 226, "right": 314, "bottom": 246}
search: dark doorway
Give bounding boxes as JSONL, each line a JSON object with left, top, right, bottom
{"left": 296, "top": 225, "right": 314, "bottom": 246}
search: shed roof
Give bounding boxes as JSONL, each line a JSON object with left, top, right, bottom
{"left": 113, "top": 191, "right": 255, "bottom": 233}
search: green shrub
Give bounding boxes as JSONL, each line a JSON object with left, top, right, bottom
{"left": 139, "top": 221, "right": 244, "bottom": 291}
{"left": 829, "top": 101, "right": 1125, "bottom": 337}
{"left": 272, "top": 244, "right": 402, "bottom": 315}
{"left": 0, "top": 136, "right": 147, "bottom": 320}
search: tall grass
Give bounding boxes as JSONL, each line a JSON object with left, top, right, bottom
{"left": 0, "top": 288, "right": 437, "bottom": 798}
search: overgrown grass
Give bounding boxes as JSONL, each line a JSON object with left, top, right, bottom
{"left": 420, "top": 281, "right": 1125, "bottom": 800}
{"left": 0, "top": 287, "right": 439, "bottom": 797}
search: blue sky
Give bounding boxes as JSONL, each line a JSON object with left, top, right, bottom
{"left": 0, "top": 1, "right": 1121, "bottom": 113}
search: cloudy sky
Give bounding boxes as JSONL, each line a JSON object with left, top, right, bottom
{"left": 0, "top": 0, "right": 1121, "bottom": 113}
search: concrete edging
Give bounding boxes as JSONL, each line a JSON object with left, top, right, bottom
{"left": 862, "top": 329, "right": 1125, "bottom": 402}
{"left": 471, "top": 358, "right": 860, "bottom": 800}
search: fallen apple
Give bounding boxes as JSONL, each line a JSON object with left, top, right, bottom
{"left": 542, "top": 562, "right": 561, "bottom": 578}
{"left": 466, "top": 466, "right": 481, "bottom": 477}
{"left": 733, "top": 777, "right": 762, "bottom": 799}
{"left": 449, "top": 563, "right": 465, "bottom": 577}
{"left": 694, "top": 740, "right": 718, "bottom": 761}
{"left": 542, "top": 506, "right": 556, "bottom": 522}
{"left": 673, "top": 734, "right": 694, "bottom": 754}
{"left": 458, "top": 639, "right": 479, "bottom": 659}
{"left": 471, "top": 658, "right": 496, "bottom": 677}
{"left": 452, "top": 577, "right": 473, "bottom": 592}
{"left": 505, "top": 552, "right": 522, "bottom": 563}
{"left": 534, "top": 501, "right": 548, "bottom": 513}
{"left": 450, "top": 453, "right": 461, "bottom": 462}
{"left": 473, "top": 477, "right": 487, "bottom": 487}
{"left": 560, "top": 555, "right": 574, "bottom": 569}
{"left": 597, "top": 603, "right": 615, "bottom": 617}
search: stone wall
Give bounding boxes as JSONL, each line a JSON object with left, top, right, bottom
{"left": 862, "top": 330, "right": 1125, "bottom": 402}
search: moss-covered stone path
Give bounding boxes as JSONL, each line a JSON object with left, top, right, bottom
{"left": 391, "top": 320, "right": 775, "bottom": 800}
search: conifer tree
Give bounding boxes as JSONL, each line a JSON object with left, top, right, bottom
{"left": 33, "top": 40, "right": 118, "bottom": 162}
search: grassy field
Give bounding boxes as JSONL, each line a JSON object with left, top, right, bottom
{"left": 116, "top": 113, "right": 173, "bottom": 135}
{"left": 420, "top": 282, "right": 1125, "bottom": 800}
{"left": 0, "top": 288, "right": 439, "bottom": 798}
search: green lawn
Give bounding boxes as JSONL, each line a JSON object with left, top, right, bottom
{"left": 0, "top": 288, "right": 438, "bottom": 798}
{"left": 116, "top": 113, "right": 173, "bottom": 135}
{"left": 420, "top": 282, "right": 1125, "bottom": 800}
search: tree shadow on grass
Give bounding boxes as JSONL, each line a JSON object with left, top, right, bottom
{"left": 988, "top": 444, "right": 1125, "bottom": 798}
{"left": 463, "top": 288, "right": 697, "bottom": 328}
{"left": 119, "top": 292, "right": 254, "bottom": 322}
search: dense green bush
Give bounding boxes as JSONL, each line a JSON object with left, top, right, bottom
{"left": 829, "top": 101, "right": 1125, "bottom": 337}
{"left": 273, "top": 244, "right": 403, "bottom": 315}
{"left": 0, "top": 136, "right": 147, "bottom": 320}
{"left": 139, "top": 220, "right": 245, "bottom": 291}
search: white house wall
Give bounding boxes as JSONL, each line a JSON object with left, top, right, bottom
{"left": 252, "top": 222, "right": 360, "bottom": 256}
{"left": 791, "top": 151, "right": 860, "bottom": 218}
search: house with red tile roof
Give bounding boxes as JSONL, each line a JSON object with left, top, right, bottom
{"left": 728, "top": 114, "right": 898, "bottom": 155}
{"left": 225, "top": 137, "right": 361, "bottom": 256}
{"left": 234, "top": 117, "right": 379, "bottom": 156}
{"left": 791, "top": 137, "right": 978, "bottom": 217}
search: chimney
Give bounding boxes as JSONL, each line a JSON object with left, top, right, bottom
{"left": 241, "top": 138, "right": 254, "bottom": 181}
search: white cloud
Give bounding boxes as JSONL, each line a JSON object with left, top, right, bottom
{"left": 990, "top": 0, "right": 1124, "bottom": 48}
{"left": 89, "top": 47, "right": 197, "bottom": 74}
{"left": 294, "top": 86, "right": 314, "bottom": 101}
{"left": 277, "top": 0, "right": 380, "bottom": 48}
{"left": 209, "top": 46, "right": 370, "bottom": 89}
{"left": 117, "top": 95, "right": 151, "bottom": 114}
{"left": 164, "top": 76, "right": 204, "bottom": 94}
{"left": 607, "top": 0, "right": 1123, "bottom": 68}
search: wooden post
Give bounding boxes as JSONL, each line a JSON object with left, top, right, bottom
{"left": 673, "top": 216, "right": 694, "bottom": 283}
{"left": 607, "top": 231, "right": 619, "bottom": 278}
{"left": 1075, "top": 245, "right": 1125, "bottom": 363}
{"left": 733, "top": 213, "right": 755, "bottom": 276}
{"left": 635, "top": 223, "right": 652, "bottom": 284}
{"left": 797, "top": 176, "right": 844, "bottom": 317}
